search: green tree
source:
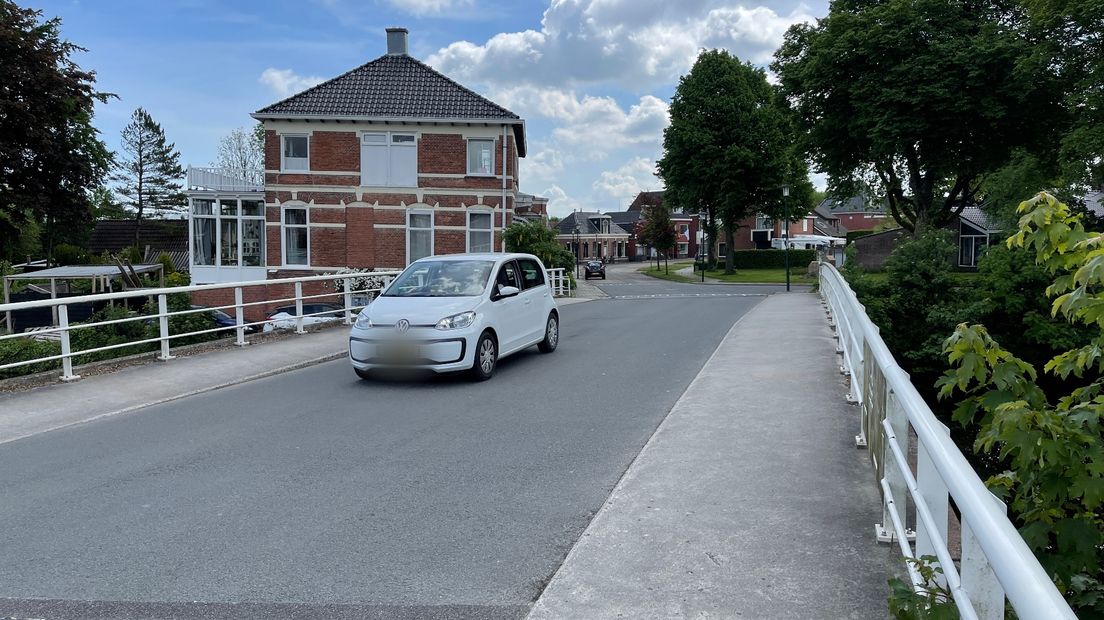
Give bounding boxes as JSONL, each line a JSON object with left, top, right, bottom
{"left": 89, "top": 186, "right": 129, "bottom": 220}
{"left": 772, "top": 0, "right": 1064, "bottom": 235}
{"left": 939, "top": 192, "right": 1104, "bottom": 614}
{"left": 658, "top": 50, "right": 811, "bottom": 274}
{"left": 111, "top": 107, "right": 185, "bottom": 243}
{"left": 1022, "top": 0, "right": 1104, "bottom": 189}
{"left": 503, "top": 220, "right": 575, "bottom": 271}
{"left": 638, "top": 205, "right": 676, "bottom": 273}
{"left": 0, "top": 1, "right": 113, "bottom": 262}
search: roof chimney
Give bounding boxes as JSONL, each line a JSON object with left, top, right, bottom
{"left": 386, "top": 27, "right": 409, "bottom": 55}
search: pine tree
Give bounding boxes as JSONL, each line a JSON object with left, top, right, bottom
{"left": 111, "top": 108, "right": 185, "bottom": 243}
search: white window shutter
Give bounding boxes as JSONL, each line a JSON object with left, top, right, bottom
{"left": 361, "top": 134, "right": 387, "bottom": 186}
{"left": 389, "top": 145, "right": 417, "bottom": 187}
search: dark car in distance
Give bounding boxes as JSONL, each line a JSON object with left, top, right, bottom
{"left": 584, "top": 260, "right": 606, "bottom": 280}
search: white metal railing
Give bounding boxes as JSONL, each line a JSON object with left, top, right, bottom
{"left": 186, "top": 166, "right": 264, "bottom": 192}
{"left": 0, "top": 272, "right": 399, "bottom": 382}
{"left": 547, "top": 268, "right": 570, "bottom": 297}
{"left": 818, "top": 262, "right": 1074, "bottom": 619}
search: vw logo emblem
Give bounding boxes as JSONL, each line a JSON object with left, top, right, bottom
{"left": 395, "top": 319, "right": 410, "bottom": 333}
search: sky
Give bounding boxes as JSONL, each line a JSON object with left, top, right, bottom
{"left": 35, "top": 0, "right": 829, "bottom": 218}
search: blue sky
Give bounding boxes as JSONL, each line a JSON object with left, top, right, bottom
{"left": 36, "top": 0, "right": 828, "bottom": 217}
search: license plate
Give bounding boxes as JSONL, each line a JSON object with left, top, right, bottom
{"left": 379, "top": 343, "right": 419, "bottom": 361}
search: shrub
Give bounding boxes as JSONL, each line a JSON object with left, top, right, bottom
{"left": 729, "top": 249, "right": 816, "bottom": 269}
{"left": 0, "top": 338, "right": 61, "bottom": 379}
{"left": 52, "top": 243, "right": 90, "bottom": 265}
{"left": 846, "top": 229, "right": 877, "bottom": 243}
{"left": 156, "top": 251, "right": 175, "bottom": 274}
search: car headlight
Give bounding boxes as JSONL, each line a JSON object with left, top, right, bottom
{"left": 354, "top": 312, "right": 373, "bottom": 329}
{"left": 435, "top": 311, "right": 476, "bottom": 330}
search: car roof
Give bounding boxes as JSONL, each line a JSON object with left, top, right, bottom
{"left": 412, "top": 252, "right": 538, "bottom": 263}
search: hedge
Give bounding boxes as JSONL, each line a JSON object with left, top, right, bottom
{"left": 846, "top": 229, "right": 878, "bottom": 243}
{"left": 730, "top": 249, "right": 817, "bottom": 269}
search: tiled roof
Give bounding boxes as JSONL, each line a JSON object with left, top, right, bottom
{"left": 628, "top": 190, "right": 665, "bottom": 211}
{"left": 960, "top": 206, "right": 1001, "bottom": 233}
{"left": 820, "top": 196, "right": 886, "bottom": 214}
{"left": 556, "top": 212, "right": 629, "bottom": 236}
{"left": 255, "top": 54, "right": 519, "bottom": 121}
{"left": 88, "top": 219, "right": 190, "bottom": 272}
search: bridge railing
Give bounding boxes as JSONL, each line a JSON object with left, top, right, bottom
{"left": 818, "top": 262, "right": 1074, "bottom": 620}
{"left": 546, "top": 268, "right": 570, "bottom": 297}
{"left": 0, "top": 271, "right": 400, "bottom": 382}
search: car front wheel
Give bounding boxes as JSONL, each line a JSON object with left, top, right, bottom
{"left": 470, "top": 331, "right": 497, "bottom": 381}
{"left": 538, "top": 313, "right": 559, "bottom": 353}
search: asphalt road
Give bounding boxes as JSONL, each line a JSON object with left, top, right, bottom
{"left": 0, "top": 273, "right": 769, "bottom": 620}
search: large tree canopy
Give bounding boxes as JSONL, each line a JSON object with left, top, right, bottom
{"left": 658, "top": 49, "right": 812, "bottom": 273}
{"left": 772, "top": 0, "right": 1064, "bottom": 234}
{"left": 1023, "top": 0, "right": 1104, "bottom": 189}
{"left": 0, "top": 1, "right": 112, "bottom": 261}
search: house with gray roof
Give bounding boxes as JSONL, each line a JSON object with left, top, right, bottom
{"left": 185, "top": 27, "right": 527, "bottom": 294}
{"left": 555, "top": 212, "right": 631, "bottom": 261}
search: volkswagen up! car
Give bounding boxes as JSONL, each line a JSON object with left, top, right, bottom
{"left": 349, "top": 253, "right": 559, "bottom": 380}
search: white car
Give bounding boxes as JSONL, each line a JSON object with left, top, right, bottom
{"left": 349, "top": 253, "right": 560, "bottom": 380}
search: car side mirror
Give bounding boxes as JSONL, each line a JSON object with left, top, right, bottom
{"left": 496, "top": 285, "right": 520, "bottom": 299}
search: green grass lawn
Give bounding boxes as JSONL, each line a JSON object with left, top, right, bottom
{"left": 638, "top": 262, "right": 696, "bottom": 283}
{"left": 638, "top": 262, "right": 816, "bottom": 285}
{"left": 703, "top": 268, "right": 816, "bottom": 285}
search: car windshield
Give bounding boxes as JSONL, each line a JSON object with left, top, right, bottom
{"left": 382, "top": 260, "right": 495, "bottom": 297}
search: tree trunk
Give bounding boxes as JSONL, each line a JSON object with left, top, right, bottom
{"left": 706, "top": 209, "right": 717, "bottom": 266}
{"left": 724, "top": 223, "right": 735, "bottom": 275}
{"left": 664, "top": 252, "right": 668, "bottom": 274}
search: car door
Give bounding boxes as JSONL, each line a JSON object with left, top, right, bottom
{"left": 515, "top": 257, "right": 550, "bottom": 344}
{"left": 490, "top": 260, "right": 526, "bottom": 352}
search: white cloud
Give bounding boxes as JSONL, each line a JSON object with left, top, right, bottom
{"left": 592, "top": 157, "right": 661, "bottom": 203}
{"left": 521, "top": 147, "right": 566, "bottom": 189}
{"left": 543, "top": 184, "right": 584, "bottom": 218}
{"left": 387, "top": 0, "right": 474, "bottom": 16}
{"left": 427, "top": 1, "right": 815, "bottom": 89}
{"left": 258, "top": 68, "right": 326, "bottom": 99}
{"left": 493, "top": 87, "right": 669, "bottom": 156}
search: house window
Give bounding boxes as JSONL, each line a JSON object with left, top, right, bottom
{"left": 192, "top": 199, "right": 216, "bottom": 266}
{"left": 282, "top": 206, "right": 309, "bottom": 266}
{"left": 281, "top": 135, "right": 309, "bottom": 171}
{"left": 192, "top": 198, "right": 265, "bottom": 268}
{"left": 467, "top": 139, "right": 495, "bottom": 175}
{"left": 802, "top": 219, "right": 809, "bottom": 232}
{"left": 407, "top": 210, "right": 434, "bottom": 264}
{"left": 467, "top": 211, "right": 493, "bottom": 253}
{"left": 360, "top": 132, "right": 417, "bottom": 187}
{"left": 678, "top": 243, "right": 689, "bottom": 256}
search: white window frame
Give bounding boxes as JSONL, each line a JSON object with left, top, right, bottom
{"left": 466, "top": 209, "right": 494, "bottom": 253}
{"left": 361, "top": 131, "right": 418, "bottom": 187}
{"left": 281, "top": 204, "right": 310, "bottom": 267}
{"left": 281, "top": 134, "right": 309, "bottom": 172}
{"left": 466, "top": 138, "right": 496, "bottom": 177}
{"left": 406, "top": 209, "right": 435, "bottom": 265}
{"left": 191, "top": 198, "right": 217, "bottom": 267}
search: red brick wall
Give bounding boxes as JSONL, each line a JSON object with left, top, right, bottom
{"left": 419, "top": 133, "right": 466, "bottom": 175}
{"left": 310, "top": 132, "right": 358, "bottom": 172}
{"left": 265, "top": 130, "right": 279, "bottom": 171}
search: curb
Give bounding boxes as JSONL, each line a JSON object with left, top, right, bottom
{"left": 0, "top": 350, "right": 347, "bottom": 446}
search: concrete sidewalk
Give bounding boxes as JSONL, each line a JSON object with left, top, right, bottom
{"left": 528, "top": 292, "right": 895, "bottom": 619}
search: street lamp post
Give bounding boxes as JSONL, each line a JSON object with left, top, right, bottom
{"left": 573, "top": 224, "right": 582, "bottom": 278}
{"left": 782, "top": 184, "right": 791, "bottom": 292}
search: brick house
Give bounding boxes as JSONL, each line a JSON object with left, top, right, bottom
{"left": 185, "top": 28, "right": 525, "bottom": 315}
{"left": 555, "top": 212, "right": 632, "bottom": 261}
{"left": 597, "top": 190, "right": 700, "bottom": 260}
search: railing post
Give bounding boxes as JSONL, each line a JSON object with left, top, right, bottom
{"left": 915, "top": 423, "right": 952, "bottom": 588}
{"left": 344, "top": 278, "right": 354, "bottom": 325}
{"left": 57, "top": 304, "right": 80, "bottom": 382}
{"left": 961, "top": 494, "right": 1008, "bottom": 620}
{"left": 158, "top": 294, "right": 174, "bottom": 361}
{"left": 294, "top": 282, "right": 305, "bottom": 334}
{"left": 878, "top": 389, "right": 912, "bottom": 543}
{"left": 234, "top": 287, "right": 248, "bottom": 347}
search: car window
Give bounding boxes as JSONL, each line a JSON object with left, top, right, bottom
{"left": 382, "top": 260, "right": 494, "bottom": 297}
{"left": 495, "top": 261, "right": 520, "bottom": 292}
{"left": 517, "top": 258, "right": 545, "bottom": 289}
